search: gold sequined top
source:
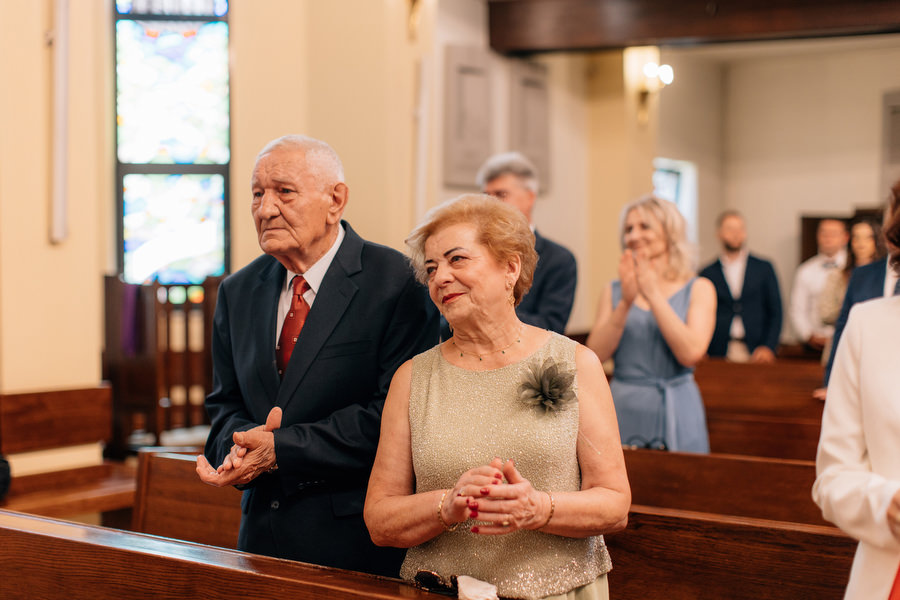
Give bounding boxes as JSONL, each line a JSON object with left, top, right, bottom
{"left": 401, "top": 332, "right": 612, "bottom": 600}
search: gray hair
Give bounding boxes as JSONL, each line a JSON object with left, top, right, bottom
{"left": 475, "top": 152, "right": 539, "bottom": 194}
{"left": 256, "top": 134, "right": 345, "bottom": 184}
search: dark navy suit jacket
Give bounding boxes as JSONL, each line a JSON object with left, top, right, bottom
{"left": 204, "top": 222, "right": 438, "bottom": 576}
{"left": 518, "top": 231, "right": 577, "bottom": 334}
{"left": 699, "top": 254, "right": 783, "bottom": 357}
{"left": 823, "top": 257, "right": 887, "bottom": 385}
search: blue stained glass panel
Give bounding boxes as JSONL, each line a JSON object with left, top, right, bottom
{"left": 123, "top": 173, "right": 226, "bottom": 284}
{"left": 116, "top": 19, "right": 229, "bottom": 164}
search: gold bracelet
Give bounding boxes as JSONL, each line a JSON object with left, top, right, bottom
{"left": 437, "top": 490, "right": 460, "bottom": 532}
{"left": 539, "top": 491, "right": 555, "bottom": 530}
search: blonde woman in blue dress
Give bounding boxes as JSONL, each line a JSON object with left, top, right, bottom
{"left": 586, "top": 195, "right": 716, "bottom": 452}
{"left": 365, "top": 195, "right": 630, "bottom": 600}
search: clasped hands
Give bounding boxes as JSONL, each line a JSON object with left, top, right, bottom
{"left": 619, "top": 248, "right": 661, "bottom": 307}
{"left": 440, "top": 457, "right": 552, "bottom": 535}
{"left": 196, "top": 407, "right": 282, "bottom": 487}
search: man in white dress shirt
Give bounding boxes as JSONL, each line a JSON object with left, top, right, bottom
{"left": 790, "top": 218, "right": 849, "bottom": 351}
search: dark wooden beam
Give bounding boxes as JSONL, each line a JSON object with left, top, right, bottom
{"left": 489, "top": 0, "right": 900, "bottom": 54}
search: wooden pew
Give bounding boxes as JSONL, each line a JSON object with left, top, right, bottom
{"left": 693, "top": 358, "right": 826, "bottom": 460}
{"left": 624, "top": 448, "right": 827, "bottom": 526}
{"left": 132, "top": 451, "right": 241, "bottom": 547}
{"left": 606, "top": 505, "right": 856, "bottom": 600}
{"left": 0, "top": 386, "right": 136, "bottom": 526}
{"left": 0, "top": 510, "right": 443, "bottom": 600}
{"left": 695, "top": 358, "right": 825, "bottom": 420}
{"left": 2, "top": 463, "right": 135, "bottom": 523}
{"left": 706, "top": 413, "right": 822, "bottom": 460}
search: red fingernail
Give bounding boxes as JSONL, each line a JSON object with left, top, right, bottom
{"left": 480, "top": 488, "right": 489, "bottom": 495}
{"left": 470, "top": 511, "right": 478, "bottom": 518}
{"left": 471, "top": 526, "right": 480, "bottom": 533}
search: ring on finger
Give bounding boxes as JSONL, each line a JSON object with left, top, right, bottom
{"left": 501, "top": 520, "right": 511, "bottom": 527}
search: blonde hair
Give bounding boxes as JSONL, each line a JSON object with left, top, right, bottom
{"left": 406, "top": 194, "right": 537, "bottom": 305}
{"left": 619, "top": 195, "right": 696, "bottom": 280}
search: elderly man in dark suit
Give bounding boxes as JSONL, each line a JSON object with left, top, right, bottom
{"left": 699, "top": 210, "right": 783, "bottom": 362}
{"left": 476, "top": 152, "right": 577, "bottom": 334}
{"left": 196, "top": 135, "right": 439, "bottom": 577}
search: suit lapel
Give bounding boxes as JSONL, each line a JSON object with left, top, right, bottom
{"left": 533, "top": 230, "right": 546, "bottom": 255}
{"left": 276, "top": 222, "right": 363, "bottom": 409}
{"left": 713, "top": 260, "right": 733, "bottom": 300}
{"left": 739, "top": 256, "right": 756, "bottom": 299}
{"left": 253, "top": 259, "right": 285, "bottom": 404}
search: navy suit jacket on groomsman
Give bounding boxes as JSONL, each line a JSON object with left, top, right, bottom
{"left": 699, "top": 254, "right": 783, "bottom": 357}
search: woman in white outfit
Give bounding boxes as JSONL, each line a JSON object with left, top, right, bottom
{"left": 813, "top": 185, "right": 900, "bottom": 599}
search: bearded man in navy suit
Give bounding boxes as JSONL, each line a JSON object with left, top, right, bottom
{"left": 197, "top": 135, "right": 438, "bottom": 576}
{"left": 699, "top": 211, "right": 783, "bottom": 362}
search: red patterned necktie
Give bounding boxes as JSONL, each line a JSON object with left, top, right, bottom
{"left": 276, "top": 275, "right": 310, "bottom": 377}
{"left": 891, "top": 563, "right": 900, "bottom": 600}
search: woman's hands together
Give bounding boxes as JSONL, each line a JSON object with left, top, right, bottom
{"left": 619, "top": 249, "right": 662, "bottom": 306}
{"left": 444, "top": 458, "right": 551, "bottom": 535}
{"left": 618, "top": 250, "right": 639, "bottom": 306}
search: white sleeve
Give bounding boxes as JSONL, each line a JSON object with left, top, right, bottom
{"left": 812, "top": 306, "right": 900, "bottom": 550}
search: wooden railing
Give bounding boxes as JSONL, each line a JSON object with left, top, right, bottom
{"left": 0, "top": 510, "right": 444, "bottom": 600}
{"left": 102, "top": 275, "right": 222, "bottom": 455}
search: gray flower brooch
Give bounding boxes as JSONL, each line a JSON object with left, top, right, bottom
{"left": 518, "top": 358, "right": 576, "bottom": 414}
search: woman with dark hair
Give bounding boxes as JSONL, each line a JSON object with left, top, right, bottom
{"left": 819, "top": 217, "right": 886, "bottom": 327}
{"left": 814, "top": 183, "right": 900, "bottom": 599}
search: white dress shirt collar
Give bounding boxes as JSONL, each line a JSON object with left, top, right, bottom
{"left": 281, "top": 223, "right": 346, "bottom": 307}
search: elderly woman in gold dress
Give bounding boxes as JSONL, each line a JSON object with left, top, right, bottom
{"left": 364, "top": 194, "right": 630, "bottom": 600}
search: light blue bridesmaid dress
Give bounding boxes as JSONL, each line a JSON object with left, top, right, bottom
{"left": 609, "top": 279, "right": 710, "bottom": 453}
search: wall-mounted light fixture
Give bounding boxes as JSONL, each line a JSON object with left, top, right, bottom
{"left": 637, "top": 62, "right": 674, "bottom": 125}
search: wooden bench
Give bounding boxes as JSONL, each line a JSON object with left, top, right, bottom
{"left": 693, "top": 358, "right": 826, "bottom": 460}
{"left": 0, "top": 386, "right": 136, "bottom": 526}
{"left": 695, "top": 358, "right": 824, "bottom": 420}
{"left": 2, "top": 463, "right": 135, "bottom": 524}
{"left": 606, "top": 504, "right": 855, "bottom": 600}
{"left": 624, "top": 448, "right": 827, "bottom": 526}
{"left": 706, "top": 413, "right": 822, "bottom": 460}
{"left": 0, "top": 510, "right": 443, "bottom": 600}
{"left": 132, "top": 450, "right": 241, "bottom": 547}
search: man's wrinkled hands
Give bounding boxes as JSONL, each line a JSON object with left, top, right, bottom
{"left": 196, "top": 407, "right": 282, "bottom": 487}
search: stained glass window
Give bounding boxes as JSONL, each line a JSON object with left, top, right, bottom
{"left": 115, "top": 0, "right": 229, "bottom": 284}
{"left": 116, "top": 20, "right": 229, "bottom": 164}
{"left": 122, "top": 173, "right": 225, "bottom": 284}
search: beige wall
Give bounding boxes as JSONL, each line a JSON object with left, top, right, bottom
{"left": 228, "top": 0, "right": 310, "bottom": 270}
{"left": 722, "top": 39, "right": 900, "bottom": 326}
{"left": 430, "top": 0, "right": 617, "bottom": 333}
{"left": 658, "top": 51, "right": 725, "bottom": 267}
{"left": 0, "top": 0, "right": 107, "bottom": 392}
